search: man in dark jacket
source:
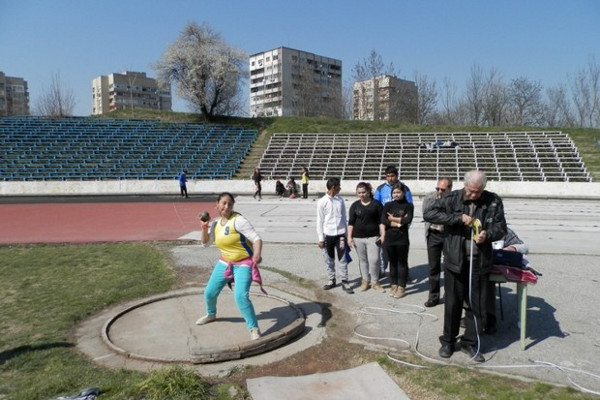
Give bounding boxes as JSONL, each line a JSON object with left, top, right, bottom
{"left": 423, "top": 170, "right": 507, "bottom": 362}
{"left": 422, "top": 177, "right": 453, "bottom": 308}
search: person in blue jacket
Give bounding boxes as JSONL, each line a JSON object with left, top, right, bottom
{"left": 178, "top": 169, "right": 188, "bottom": 198}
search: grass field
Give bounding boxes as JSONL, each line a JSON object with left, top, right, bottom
{"left": 0, "top": 242, "right": 597, "bottom": 399}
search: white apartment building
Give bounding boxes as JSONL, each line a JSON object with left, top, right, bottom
{"left": 249, "top": 47, "right": 342, "bottom": 118}
{"left": 92, "top": 71, "right": 171, "bottom": 115}
{"left": 0, "top": 72, "right": 29, "bottom": 117}
{"left": 353, "top": 75, "right": 417, "bottom": 122}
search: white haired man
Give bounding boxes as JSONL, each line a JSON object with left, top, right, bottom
{"left": 424, "top": 170, "right": 507, "bottom": 362}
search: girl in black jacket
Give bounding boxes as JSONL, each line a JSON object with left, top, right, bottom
{"left": 380, "top": 183, "right": 413, "bottom": 298}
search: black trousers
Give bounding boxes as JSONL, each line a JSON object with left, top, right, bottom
{"left": 302, "top": 183, "right": 308, "bottom": 199}
{"left": 385, "top": 243, "right": 409, "bottom": 287}
{"left": 441, "top": 256, "right": 488, "bottom": 347}
{"left": 180, "top": 185, "right": 188, "bottom": 198}
{"left": 426, "top": 230, "right": 445, "bottom": 301}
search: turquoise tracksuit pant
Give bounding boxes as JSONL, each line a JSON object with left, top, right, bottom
{"left": 204, "top": 259, "right": 258, "bottom": 329}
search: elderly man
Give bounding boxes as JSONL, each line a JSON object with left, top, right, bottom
{"left": 424, "top": 170, "right": 507, "bottom": 362}
{"left": 422, "top": 177, "right": 453, "bottom": 307}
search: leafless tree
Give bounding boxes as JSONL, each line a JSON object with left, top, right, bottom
{"left": 543, "top": 84, "right": 574, "bottom": 127}
{"left": 465, "top": 64, "right": 486, "bottom": 125}
{"left": 570, "top": 57, "right": 600, "bottom": 127}
{"left": 351, "top": 49, "right": 397, "bottom": 82}
{"left": 507, "top": 77, "right": 543, "bottom": 126}
{"left": 34, "top": 72, "right": 75, "bottom": 117}
{"left": 439, "top": 76, "right": 459, "bottom": 125}
{"left": 154, "top": 22, "right": 247, "bottom": 119}
{"left": 482, "top": 68, "right": 507, "bottom": 126}
{"left": 413, "top": 72, "right": 437, "bottom": 124}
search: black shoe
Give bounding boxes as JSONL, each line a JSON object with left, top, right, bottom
{"left": 460, "top": 344, "right": 485, "bottom": 362}
{"left": 341, "top": 280, "right": 354, "bottom": 294}
{"left": 424, "top": 299, "right": 439, "bottom": 308}
{"left": 323, "top": 279, "right": 336, "bottom": 290}
{"left": 438, "top": 343, "right": 455, "bottom": 358}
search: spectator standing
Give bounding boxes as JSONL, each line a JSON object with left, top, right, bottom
{"left": 348, "top": 182, "right": 384, "bottom": 292}
{"left": 301, "top": 167, "right": 310, "bottom": 199}
{"left": 374, "top": 166, "right": 413, "bottom": 276}
{"left": 379, "top": 183, "right": 414, "bottom": 298}
{"left": 316, "top": 178, "right": 353, "bottom": 294}
{"left": 252, "top": 167, "right": 262, "bottom": 201}
{"left": 196, "top": 192, "right": 263, "bottom": 340}
{"left": 178, "top": 169, "right": 189, "bottom": 198}
{"left": 424, "top": 170, "right": 507, "bottom": 362}
{"left": 422, "top": 177, "right": 453, "bottom": 307}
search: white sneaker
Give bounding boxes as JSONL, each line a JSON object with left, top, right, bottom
{"left": 195, "top": 314, "right": 216, "bottom": 325}
{"left": 250, "top": 327, "right": 261, "bottom": 340}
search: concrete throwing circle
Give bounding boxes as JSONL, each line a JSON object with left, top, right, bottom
{"left": 99, "top": 288, "right": 306, "bottom": 364}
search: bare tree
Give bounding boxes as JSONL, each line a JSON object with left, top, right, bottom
{"left": 482, "top": 68, "right": 507, "bottom": 126}
{"left": 413, "top": 72, "right": 437, "bottom": 125}
{"left": 507, "top": 77, "right": 543, "bottom": 126}
{"left": 351, "top": 49, "right": 396, "bottom": 82}
{"left": 570, "top": 57, "right": 600, "bottom": 127}
{"left": 465, "top": 64, "right": 485, "bottom": 125}
{"left": 34, "top": 72, "right": 75, "bottom": 117}
{"left": 543, "top": 84, "right": 574, "bottom": 127}
{"left": 439, "top": 76, "right": 459, "bottom": 125}
{"left": 154, "top": 22, "right": 247, "bottom": 119}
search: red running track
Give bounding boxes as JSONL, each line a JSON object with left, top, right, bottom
{"left": 0, "top": 201, "right": 214, "bottom": 244}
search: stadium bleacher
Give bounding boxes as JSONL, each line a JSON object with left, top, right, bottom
{"left": 0, "top": 116, "right": 258, "bottom": 181}
{"left": 258, "top": 131, "right": 592, "bottom": 182}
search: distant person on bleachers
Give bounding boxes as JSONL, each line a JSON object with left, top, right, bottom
{"left": 275, "top": 179, "right": 285, "bottom": 197}
{"left": 374, "top": 165, "right": 413, "bottom": 275}
{"left": 301, "top": 166, "right": 310, "bottom": 199}
{"left": 177, "top": 169, "right": 188, "bottom": 199}
{"left": 252, "top": 167, "right": 262, "bottom": 201}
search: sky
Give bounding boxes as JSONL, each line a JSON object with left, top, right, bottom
{"left": 1, "top": 0, "right": 599, "bottom": 117}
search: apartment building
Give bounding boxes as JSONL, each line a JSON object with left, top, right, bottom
{"left": 249, "top": 47, "right": 342, "bottom": 118}
{"left": 92, "top": 71, "right": 171, "bottom": 115}
{"left": 0, "top": 72, "right": 30, "bottom": 117}
{"left": 353, "top": 75, "right": 417, "bottom": 122}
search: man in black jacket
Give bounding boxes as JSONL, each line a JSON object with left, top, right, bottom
{"left": 423, "top": 170, "right": 507, "bottom": 362}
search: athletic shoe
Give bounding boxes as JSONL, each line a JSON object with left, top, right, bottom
{"left": 195, "top": 314, "right": 216, "bottom": 325}
{"left": 250, "top": 327, "right": 261, "bottom": 340}
{"left": 370, "top": 282, "right": 385, "bottom": 292}
{"left": 359, "top": 280, "right": 369, "bottom": 291}
{"left": 388, "top": 285, "right": 398, "bottom": 297}
{"left": 323, "top": 279, "right": 336, "bottom": 290}
{"left": 341, "top": 280, "right": 354, "bottom": 294}
{"left": 393, "top": 286, "right": 406, "bottom": 298}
